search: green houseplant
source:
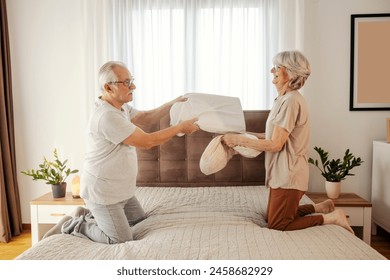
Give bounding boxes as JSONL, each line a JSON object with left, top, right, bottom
{"left": 308, "top": 146, "right": 363, "bottom": 198}
{"left": 21, "top": 148, "right": 79, "bottom": 198}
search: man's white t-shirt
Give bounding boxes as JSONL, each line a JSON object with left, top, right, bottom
{"left": 80, "top": 98, "right": 139, "bottom": 205}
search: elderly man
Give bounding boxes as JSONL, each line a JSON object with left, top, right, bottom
{"left": 45, "top": 61, "right": 199, "bottom": 244}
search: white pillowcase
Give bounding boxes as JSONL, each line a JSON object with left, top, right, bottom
{"left": 170, "top": 92, "right": 246, "bottom": 136}
{"left": 200, "top": 134, "right": 262, "bottom": 176}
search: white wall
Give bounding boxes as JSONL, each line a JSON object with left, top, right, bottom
{"left": 7, "top": 0, "right": 87, "bottom": 223}
{"left": 6, "top": 0, "right": 390, "bottom": 224}
{"left": 304, "top": 0, "right": 390, "bottom": 199}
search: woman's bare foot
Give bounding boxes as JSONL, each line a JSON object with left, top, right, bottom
{"left": 323, "top": 209, "right": 354, "bottom": 234}
{"left": 314, "top": 199, "right": 335, "bottom": 214}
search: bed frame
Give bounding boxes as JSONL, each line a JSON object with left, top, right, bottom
{"left": 136, "top": 110, "right": 270, "bottom": 187}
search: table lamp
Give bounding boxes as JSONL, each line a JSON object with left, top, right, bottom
{"left": 71, "top": 175, "right": 80, "bottom": 198}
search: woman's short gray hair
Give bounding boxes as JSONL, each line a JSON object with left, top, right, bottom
{"left": 273, "top": 51, "right": 311, "bottom": 90}
{"left": 98, "top": 61, "right": 128, "bottom": 91}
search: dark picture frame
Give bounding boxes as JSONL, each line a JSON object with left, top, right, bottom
{"left": 350, "top": 13, "right": 390, "bottom": 111}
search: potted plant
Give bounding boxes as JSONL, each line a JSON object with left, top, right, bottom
{"left": 21, "top": 148, "right": 79, "bottom": 198}
{"left": 308, "top": 146, "right": 363, "bottom": 198}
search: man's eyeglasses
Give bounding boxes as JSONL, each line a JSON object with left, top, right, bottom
{"left": 108, "top": 78, "right": 135, "bottom": 87}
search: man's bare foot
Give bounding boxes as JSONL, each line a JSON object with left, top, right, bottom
{"left": 314, "top": 199, "right": 335, "bottom": 214}
{"left": 323, "top": 209, "right": 354, "bottom": 234}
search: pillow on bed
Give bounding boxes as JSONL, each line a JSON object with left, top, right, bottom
{"left": 200, "top": 134, "right": 261, "bottom": 175}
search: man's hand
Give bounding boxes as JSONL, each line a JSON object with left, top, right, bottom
{"left": 171, "top": 95, "right": 188, "bottom": 104}
{"left": 179, "top": 117, "right": 199, "bottom": 134}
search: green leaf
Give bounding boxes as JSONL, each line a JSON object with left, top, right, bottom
{"left": 308, "top": 146, "right": 364, "bottom": 182}
{"left": 21, "top": 148, "right": 79, "bottom": 185}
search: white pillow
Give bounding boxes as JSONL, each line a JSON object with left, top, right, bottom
{"left": 170, "top": 93, "right": 246, "bottom": 136}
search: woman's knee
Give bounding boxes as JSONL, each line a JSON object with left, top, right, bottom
{"left": 267, "top": 217, "right": 290, "bottom": 231}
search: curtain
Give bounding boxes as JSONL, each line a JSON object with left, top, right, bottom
{"left": 0, "top": 0, "right": 22, "bottom": 243}
{"left": 83, "top": 0, "right": 304, "bottom": 110}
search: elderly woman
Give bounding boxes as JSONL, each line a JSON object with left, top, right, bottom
{"left": 223, "top": 50, "right": 353, "bottom": 233}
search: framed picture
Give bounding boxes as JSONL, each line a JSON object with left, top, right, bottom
{"left": 350, "top": 13, "right": 390, "bottom": 111}
{"left": 387, "top": 118, "right": 390, "bottom": 143}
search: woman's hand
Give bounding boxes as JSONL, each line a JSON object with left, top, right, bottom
{"left": 222, "top": 134, "right": 239, "bottom": 148}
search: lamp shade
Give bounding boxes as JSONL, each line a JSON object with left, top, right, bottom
{"left": 71, "top": 175, "right": 80, "bottom": 198}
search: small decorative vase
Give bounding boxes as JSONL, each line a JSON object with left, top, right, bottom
{"left": 51, "top": 182, "right": 67, "bottom": 198}
{"left": 325, "top": 181, "right": 341, "bottom": 199}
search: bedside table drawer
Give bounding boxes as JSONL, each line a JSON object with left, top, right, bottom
{"left": 30, "top": 192, "right": 85, "bottom": 245}
{"left": 340, "top": 207, "right": 364, "bottom": 226}
{"left": 37, "top": 205, "right": 79, "bottom": 223}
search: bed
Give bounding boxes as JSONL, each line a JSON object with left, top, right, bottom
{"left": 16, "top": 110, "right": 386, "bottom": 260}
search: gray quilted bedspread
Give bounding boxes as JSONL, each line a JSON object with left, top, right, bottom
{"left": 16, "top": 186, "right": 386, "bottom": 260}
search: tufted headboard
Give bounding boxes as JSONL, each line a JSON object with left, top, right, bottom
{"left": 136, "top": 110, "right": 270, "bottom": 187}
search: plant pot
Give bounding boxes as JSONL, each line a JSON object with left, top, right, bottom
{"left": 325, "top": 181, "right": 341, "bottom": 199}
{"left": 51, "top": 182, "right": 67, "bottom": 198}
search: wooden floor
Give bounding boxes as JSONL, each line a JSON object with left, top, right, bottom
{"left": 0, "top": 229, "right": 32, "bottom": 260}
{"left": 370, "top": 226, "right": 390, "bottom": 259}
{"left": 1, "top": 227, "right": 390, "bottom": 260}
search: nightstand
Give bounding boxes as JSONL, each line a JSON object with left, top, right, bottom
{"left": 305, "top": 192, "right": 372, "bottom": 245}
{"left": 30, "top": 192, "right": 85, "bottom": 245}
